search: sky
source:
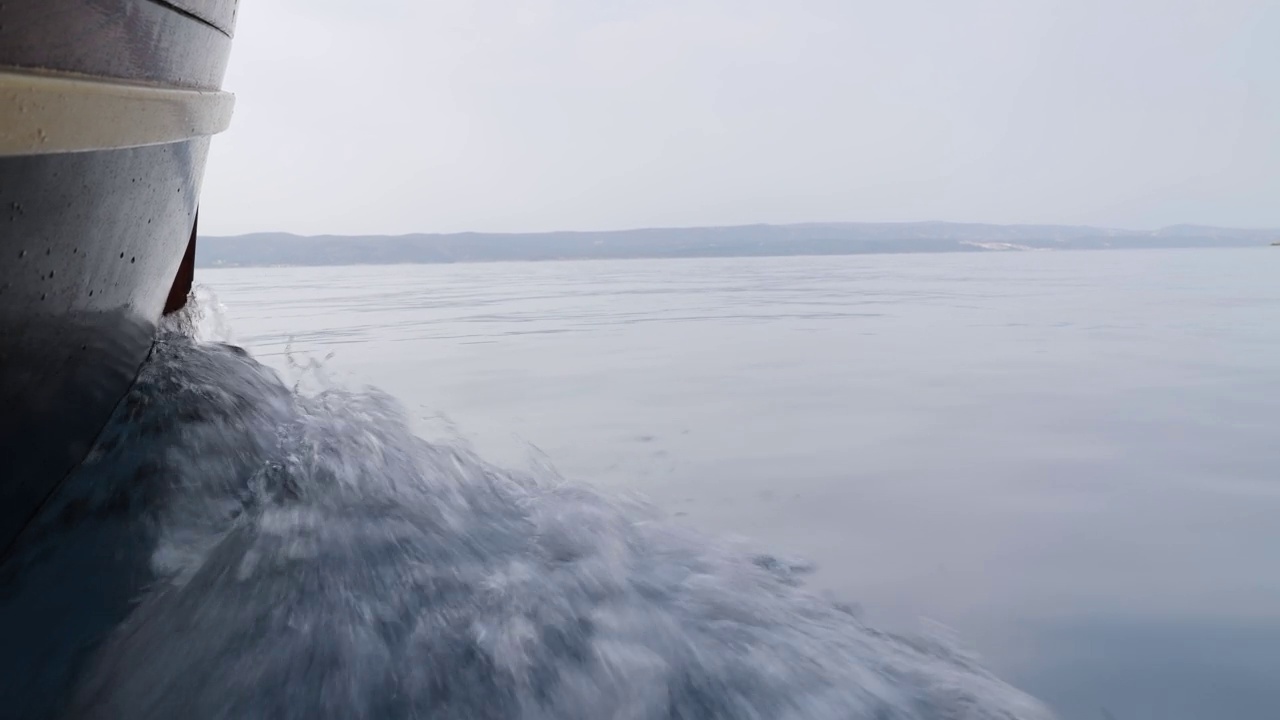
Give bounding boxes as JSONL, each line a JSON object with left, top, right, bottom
{"left": 199, "top": 0, "right": 1279, "bottom": 236}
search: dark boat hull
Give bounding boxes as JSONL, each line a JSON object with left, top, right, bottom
{"left": 1, "top": 2, "right": 239, "bottom": 716}
{"left": 1, "top": 139, "right": 209, "bottom": 551}
{"left": 0, "top": 0, "right": 238, "bottom": 557}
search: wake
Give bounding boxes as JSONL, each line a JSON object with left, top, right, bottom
{"left": 1, "top": 303, "right": 1052, "bottom": 720}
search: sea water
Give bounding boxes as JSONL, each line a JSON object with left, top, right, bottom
{"left": 4, "top": 314, "right": 1049, "bottom": 719}
{"left": 7, "top": 247, "right": 1280, "bottom": 719}
{"left": 204, "top": 248, "right": 1280, "bottom": 719}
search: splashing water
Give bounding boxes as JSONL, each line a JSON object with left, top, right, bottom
{"left": 1, "top": 307, "right": 1053, "bottom": 719}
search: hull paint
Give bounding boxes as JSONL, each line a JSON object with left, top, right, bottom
{"left": 0, "top": 0, "right": 233, "bottom": 90}
{"left": 1, "top": 138, "right": 210, "bottom": 553}
{"left": 1, "top": 0, "right": 237, "bottom": 558}
{"left": 0, "top": 1, "right": 236, "bottom": 713}
{"left": 0, "top": 0, "right": 238, "bottom": 707}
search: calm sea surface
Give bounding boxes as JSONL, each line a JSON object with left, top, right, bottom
{"left": 204, "top": 248, "right": 1280, "bottom": 719}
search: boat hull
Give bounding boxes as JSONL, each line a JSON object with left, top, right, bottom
{"left": 0, "top": 0, "right": 237, "bottom": 555}
{"left": 0, "top": 2, "right": 238, "bottom": 715}
{"left": 1, "top": 139, "right": 210, "bottom": 552}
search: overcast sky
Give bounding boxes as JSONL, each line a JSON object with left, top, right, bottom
{"left": 199, "top": 0, "right": 1278, "bottom": 236}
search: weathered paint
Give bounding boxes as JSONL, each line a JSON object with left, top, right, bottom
{"left": 0, "top": 0, "right": 237, "bottom": 558}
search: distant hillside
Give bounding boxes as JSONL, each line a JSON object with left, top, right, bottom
{"left": 197, "top": 222, "right": 1279, "bottom": 268}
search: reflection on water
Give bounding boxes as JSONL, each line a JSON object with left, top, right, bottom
{"left": 207, "top": 248, "right": 1280, "bottom": 719}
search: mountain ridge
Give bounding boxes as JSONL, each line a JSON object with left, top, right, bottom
{"left": 197, "top": 222, "right": 1279, "bottom": 267}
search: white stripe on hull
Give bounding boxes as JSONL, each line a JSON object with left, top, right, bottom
{"left": 0, "top": 68, "right": 234, "bottom": 156}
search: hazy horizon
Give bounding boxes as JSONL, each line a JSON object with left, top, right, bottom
{"left": 199, "top": 0, "right": 1279, "bottom": 237}
{"left": 208, "top": 218, "right": 1280, "bottom": 239}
